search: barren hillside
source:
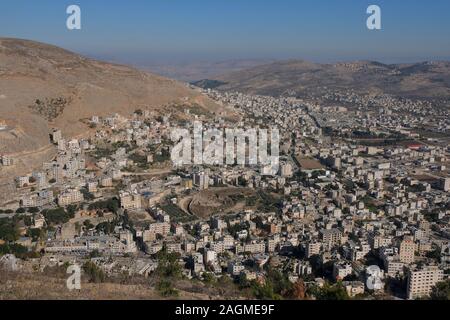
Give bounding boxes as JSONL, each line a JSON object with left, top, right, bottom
{"left": 0, "top": 38, "right": 221, "bottom": 189}
{"left": 193, "top": 59, "right": 450, "bottom": 100}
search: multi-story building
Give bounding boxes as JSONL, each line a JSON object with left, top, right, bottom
{"left": 1, "top": 155, "right": 14, "bottom": 166}
{"left": 399, "top": 237, "right": 416, "bottom": 264}
{"left": 236, "top": 241, "right": 266, "bottom": 254}
{"left": 306, "top": 241, "right": 321, "bottom": 258}
{"left": 193, "top": 171, "right": 209, "bottom": 190}
{"left": 119, "top": 191, "right": 142, "bottom": 210}
{"left": 16, "top": 176, "right": 30, "bottom": 188}
{"left": 439, "top": 178, "right": 450, "bottom": 192}
{"left": 320, "top": 228, "right": 343, "bottom": 247}
{"left": 148, "top": 222, "right": 170, "bottom": 237}
{"left": 333, "top": 262, "right": 353, "bottom": 280}
{"left": 369, "top": 233, "right": 392, "bottom": 249}
{"left": 228, "top": 261, "right": 245, "bottom": 276}
{"left": 57, "top": 189, "right": 83, "bottom": 206}
{"left": 407, "top": 266, "right": 444, "bottom": 300}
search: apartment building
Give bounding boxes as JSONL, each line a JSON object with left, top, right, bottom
{"left": 399, "top": 237, "right": 416, "bottom": 264}
{"left": 320, "top": 228, "right": 343, "bottom": 247}
{"left": 58, "top": 189, "right": 83, "bottom": 206}
{"left": 407, "top": 266, "right": 444, "bottom": 300}
{"left": 119, "top": 191, "right": 142, "bottom": 210}
{"left": 306, "top": 241, "right": 321, "bottom": 258}
{"left": 148, "top": 222, "right": 171, "bottom": 237}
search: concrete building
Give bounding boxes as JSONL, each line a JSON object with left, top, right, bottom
{"left": 320, "top": 228, "right": 343, "bottom": 247}
{"left": 58, "top": 189, "right": 83, "bottom": 206}
{"left": 333, "top": 262, "right": 353, "bottom": 280}
{"left": 1, "top": 155, "right": 14, "bottom": 166}
{"left": 407, "top": 266, "right": 444, "bottom": 300}
{"left": 399, "top": 237, "right": 415, "bottom": 264}
{"left": 306, "top": 241, "right": 321, "bottom": 258}
{"left": 119, "top": 191, "right": 142, "bottom": 210}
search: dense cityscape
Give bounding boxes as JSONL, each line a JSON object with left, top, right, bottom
{"left": 1, "top": 84, "right": 449, "bottom": 300}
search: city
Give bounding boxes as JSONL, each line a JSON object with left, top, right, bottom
{"left": 1, "top": 1, "right": 450, "bottom": 316}
{"left": 1, "top": 83, "right": 449, "bottom": 300}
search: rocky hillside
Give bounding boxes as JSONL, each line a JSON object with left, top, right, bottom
{"left": 0, "top": 38, "right": 221, "bottom": 187}
{"left": 193, "top": 59, "right": 450, "bottom": 100}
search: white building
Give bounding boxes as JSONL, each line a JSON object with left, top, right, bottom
{"left": 58, "top": 189, "right": 83, "bottom": 206}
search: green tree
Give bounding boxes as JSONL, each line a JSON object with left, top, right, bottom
{"left": 88, "top": 249, "right": 102, "bottom": 259}
{"left": 155, "top": 247, "right": 182, "bottom": 278}
{"left": 431, "top": 280, "right": 450, "bottom": 300}
{"left": 203, "top": 272, "right": 217, "bottom": 285}
{"left": 0, "top": 218, "right": 19, "bottom": 242}
{"left": 28, "top": 207, "right": 40, "bottom": 214}
{"left": 251, "top": 281, "right": 282, "bottom": 300}
{"left": 156, "top": 279, "right": 179, "bottom": 297}
{"left": 310, "top": 282, "right": 350, "bottom": 300}
{"left": 0, "top": 243, "right": 29, "bottom": 258}
{"left": 83, "top": 261, "right": 106, "bottom": 283}
{"left": 27, "top": 228, "right": 44, "bottom": 242}
{"left": 83, "top": 219, "right": 94, "bottom": 230}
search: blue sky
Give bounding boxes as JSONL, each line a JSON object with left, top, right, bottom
{"left": 1, "top": 0, "right": 449, "bottom": 63}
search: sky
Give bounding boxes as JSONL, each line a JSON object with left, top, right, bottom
{"left": 0, "top": 0, "right": 450, "bottom": 64}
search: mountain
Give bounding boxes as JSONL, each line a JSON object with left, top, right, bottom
{"left": 142, "top": 59, "right": 275, "bottom": 82}
{"left": 193, "top": 59, "right": 450, "bottom": 100}
{"left": 0, "top": 38, "right": 221, "bottom": 190}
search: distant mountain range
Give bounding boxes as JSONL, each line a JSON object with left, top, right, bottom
{"left": 192, "top": 59, "right": 450, "bottom": 100}
{"left": 142, "top": 59, "right": 275, "bottom": 82}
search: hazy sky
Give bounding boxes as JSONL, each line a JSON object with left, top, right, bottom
{"left": 1, "top": 0, "right": 450, "bottom": 63}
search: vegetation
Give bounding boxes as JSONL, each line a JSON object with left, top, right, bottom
{"left": 128, "top": 153, "right": 149, "bottom": 169}
{"left": 227, "top": 222, "right": 249, "bottom": 238}
{"left": 29, "top": 96, "right": 71, "bottom": 121}
{"left": 0, "top": 218, "right": 19, "bottom": 242}
{"left": 251, "top": 280, "right": 282, "bottom": 300}
{"left": 88, "top": 249, "right": 102, "bottom": 259}
{"left": 426, "top": 247, "right": 442, "bottom": 263}
{"left": 155, "top": 247, "right": 182, "bottom": 278}
{"left": 156, "top": 279, "right": 179, "bottom": 297}
{"left": 286, "top": 279, "right": 307, "bottom": 300}
{"left": 88, "top": 198, "right": 120, "bottom": 214}
{"left": 431, "top": 280, "right": 450, "bottom": 300}
{"left": 238, "top": 267, "right": 293, "bottom": 300}
{"left": 81, "top": 188, "right": 95, "bottom": 201}
{"left": 257, "top": 191, "right": 283, "bottom": 213}
{"left": 153, "top": 148, "right": 171, "bottom": 164}
{"left": 96, "top": 220, "right": 118, "bottom": 234}
{"left": 362, "top": 195, "right": 378, "bottom": 213}
{"left": 308, "top": 282, "right": 350, "bottom": 300}
{"left": 161, "top": 204, "right": 195, "bottom": 223}
{"left": 0, "top": 243, "right": 27, "bottom": 256}
{"left": 422, "top": 209, "right": 440, "bottom": 223}
{"left": 83, "top": 219, "right": 94, "bottom": 230}
{"left": 15, "top": 208, "right": 26, "bottom": 214}
{"left": 27, "top": 228, "right": 45, "bottom": 242}
{"left": 82, "top": 261, "right": 106, "bottom": 283}
{"left": 41, "top": 207, "right": 74, "bottom": 225}
{"left": 153, "top": 247, "right": 182, "bottom": 297}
